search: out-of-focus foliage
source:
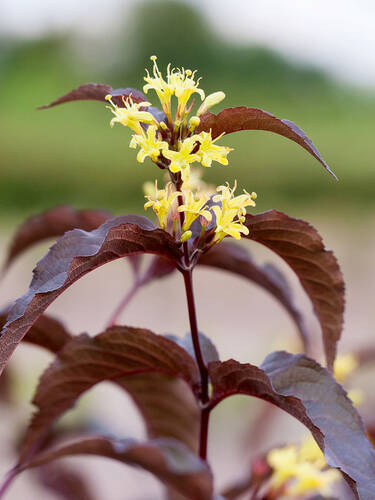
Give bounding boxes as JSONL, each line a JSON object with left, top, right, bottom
{"left": 1, "top": 0, "right": 375, "bottom": 219}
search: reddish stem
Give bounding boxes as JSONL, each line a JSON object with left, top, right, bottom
{"left": 0, "top": 468, "right": 18, "bottom": 498}
{"left": 199, "top": 407, "right": 210, "bottom": 461}
{"left": 182, "top": 269, "right": 209, "bottom": 404}
{"left": 105, "top": 281, "right": 139, "bottom": 328}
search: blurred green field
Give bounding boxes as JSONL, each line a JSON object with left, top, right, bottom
{"left": 1, "top": 0, "right": 375, "bottom": 222}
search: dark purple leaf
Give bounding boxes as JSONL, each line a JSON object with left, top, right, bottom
{"left": 197, "top": 107, "right": 336, "bottom": 179}
{"left": 0, "top": 215, "right": 181, "bottom": 376}
{"left": 38, "top": 84, "right": 167, "bottom": 122}
{"left": 4, "top": 206, "right": 112, "bottom": 269}
{"left": 198, "top": 241, "right": 310, "bottom": 354}
{"left": 209, "top": 351, "right": 375, "bottom": 500}
{"left": 0, "top": 310, "right": 71, "bottom": 354}
{"left": 38, "top": 84, "right": 146, "bottom": 109}
{"left": 18, "top": 436, "right": 213, "bottom": 500}
{"left": 244, "top": 210, "right": 344, "bottom": 370}
{"left": 17, "top": 326, "right": 198, "bottom": 464}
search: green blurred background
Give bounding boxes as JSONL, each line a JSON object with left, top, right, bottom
{"left": 2, "top": 0, "right": 374, "bottom": 223}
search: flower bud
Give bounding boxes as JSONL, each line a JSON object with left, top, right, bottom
{"left": 188, "top": 116, "right": 200, "bottom": 131}
{"left": 180, "top": 230, "right": 192, "bottom": 243}
{"left": 197, "top": 91, "right": 225, "bottom": 116}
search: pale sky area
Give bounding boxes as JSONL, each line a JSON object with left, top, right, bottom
{"left": 1, "top": 0, "right": 374, "bottom": 87}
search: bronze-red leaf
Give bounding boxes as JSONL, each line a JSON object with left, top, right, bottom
{"left": 0, "top": 310, "right": 71, "bottom": 354}
{"left": 4, "top": 206, "right": 112, "bottom": 269}
{"left": 0, "top": 215, "right": 181, "bottom": 376}
{"left": 209, "top": 351, "right": 375, "bottom": 500}
{"left": 244, "top": 210, "right": 344, "bottom": 370}
{"left": 197, "top": 106, "right": 336, "bottom": 179}
{"left": 21, "top": 437, "right": 213, "bottom": 500}
{"left": 18, "top": 326, "right": 199, "bottom": 464}
{"left": 38, "top": 84, "right": 147, "bottom": 109}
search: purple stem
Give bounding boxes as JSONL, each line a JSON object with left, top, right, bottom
{"left": 0, "top": 468, "right": 18, "bottom": 498}
{"left": 105, "top": 281, "right": 139, "bottom": 329}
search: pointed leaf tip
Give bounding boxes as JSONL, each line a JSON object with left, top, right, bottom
{"left": 197, "top": 106, "right": 337, "bottom": 179}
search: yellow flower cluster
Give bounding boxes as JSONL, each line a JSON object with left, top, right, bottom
{"left": 144, "top": 181, "right": 256, "bottom": 242}
{"left": 267, "top": 436, "right": 340, "bottom": 498}
{"left": 106, "top": 55, "right": 257, "bottom": 245}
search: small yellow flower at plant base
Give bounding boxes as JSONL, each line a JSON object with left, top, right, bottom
{"left": 267, "top": 445, "right": 299, "bottom": 488}
{"left": 105, "top": 95, "right": 156, "bottom": 135}
{"left": 197, "top": 91, "right": 226, "bottom": 116}
{"left": 144, "top": 181, "right": 180, "bottom": 229}
{"left": 286, "top": 463, "right": 340, "bottom": 497}
{"left": 193, "top": 131, "right": 233, "bottom": 167}
{"left": 178, "top": 190, "right": 212, "bottom": 232}
{"left": 333, "top": 353, "right": 359, "bottom": 384}
{"left": 298, "top": 436, "right": 326, "bottom": 469}
{"left": 162, "top": 137, "right": 201, "bottom": 178}
{"left": 129, "top": 125, "right": 169, "bottom": 163}
{"left": 267, "top": 438, "right": 340, "bottom": 498}
{"left": 347, "top": 388, "right": 364, "bottom": 407}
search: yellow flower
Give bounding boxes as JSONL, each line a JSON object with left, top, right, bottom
{"left": 144, "top": 181, "right": 180, "bottom": 229}
{"left": 214, "top": 181, "right": 257, "bottom": 216}
{"left": 286, "top": 463, "right": 340, "bottom": 496}
{"left": 267, "top": 439, "right": 340, "bottom": 498}
{"left": 333, "top": 353, "right": 359, "bottom": 384}
{"left": 143, "top": 56, "right": 175, "bottom": 116}
{"left": 193, "top": 131, "right": 233, "bottom": 167}
{"left": 143, "top": 56, "right": 205, "bottom": 118}
{"left": 211, "top": 182, "right": 256, "bottom": 242}
{"left": 298, "top": 436, "right": 326, "bottom": 469}
{"left": 162, "top": 136, "right": 200, "bottom": 178}
{"left": 171, "top": 68, "right": 205, "bottom": 117}
{"left": 347, "top": 388, "right": 364, "bottom": 407}
{"left": 267, "top": 446, "right": 299, "bottom": 488}
{"left": 106, "top": 95, "right": 156, "bottom": 135}
{"left": 129, "top": 125, "right": 168, "bottom": 163}
{"left": 178, "top": 190, "right": 212, "bottom": 232}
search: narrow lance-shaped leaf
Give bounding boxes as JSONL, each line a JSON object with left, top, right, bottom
{"left": 17, "top": 326, "right": 199, "bottom": 464}
{"left": 198, "top": 241, "right": 310, "bottom": 354}
{"left": 4, "top": 206, "right": 112, "bottom": 270}
{"left": 18, "top": 437, "right": 213, "bottom": 500}
{"left": 0, "top": 216, "right": 181, "bottom": 376}
{"left": 197, "top": 106, "right": 336, "bottom": 179}
{"left": 209, "top": 351, "right": 375, "bottom": 500}
{"left": 38, "top": 84, "right": 147, "bottom": 109}
{"left": 38, "top": 84, "right": 167, "bottom": 122}
{"left": 244, "top": 210, "right": 345, "bottom": 370}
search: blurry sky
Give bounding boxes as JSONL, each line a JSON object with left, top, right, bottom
{"left": 1, "top": 0, "right": 375, "bottom": 87}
